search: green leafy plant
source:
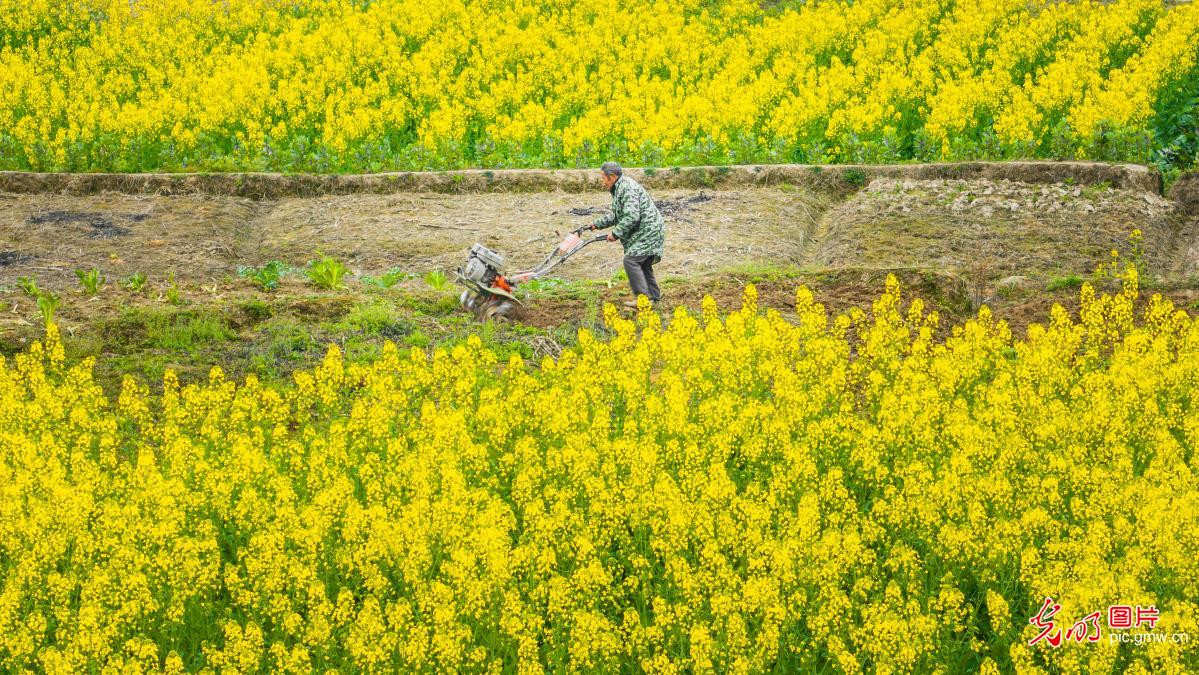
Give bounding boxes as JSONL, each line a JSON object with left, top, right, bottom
{"left": 306, "top": 253, "right": 349, "bottom": 290}
{"left": 1081, "top": 181, "right": 1111, "bottom": 200}
{"left": 124, "top": 272, "right": 148, "bottom": 293}
{"left": 36, "top": 291, "right": 59, "bottom": 325}
{"left": 423, "top": 269, "right": 449, "bottom": 292}
{"left": 239, "top": 260, "right": 287, "bottom": 291}
{"left": 142, "top": 310, "right": 235, "bottom": 350}
{"left": 519, "top": 277, "right": 590, "bottom": 301}
{"left": 165, "top": 271, "right": 183, "bottom": 305}
{"left": 843, "top": 168, "right": 868, "bottom": 187}
{"left": 583, "top": 292, "right": 600, "bottom": 328}
{"left": 1150, "top": 90, "right": 1198, "bottom": 179}
{"left": 520, "top": 278, "right": 566, "bottom": 295}
{"left": 17, "top": 276, "right": 39, "bottom": 297}
{"left": 405, "top": 329, "right": 431, "bottom": 348}
{"left": 1046, "top": 275, "right": 1084, "bottom": 292}
{"left": 75, "top": 268, "right": 105, "bottom": 296}
{"left": 361, "top": 267, "right": 413, "bottom": 289}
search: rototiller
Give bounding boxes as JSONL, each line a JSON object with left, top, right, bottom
{"left": 454, "top": 226, "right": 605, "bottom": 321}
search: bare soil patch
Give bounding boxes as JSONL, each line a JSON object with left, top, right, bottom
{"left": 0, "top": 192, "right": 264, "bottom": 287}
{"left": 811, "top": 178, "right": 1178, "bottom": 279}
{"left": 251, "top": 187, "right": 827, "bottom": 280}
{"left": 0, "top": 187, "right": 830, "bottom": 293}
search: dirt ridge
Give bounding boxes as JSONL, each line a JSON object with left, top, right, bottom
{"left": 0, "top": 161, "right": 1166, "bottom": 200}
{"left": 1169, "top": 172, "right": 1199, "bottom": 217}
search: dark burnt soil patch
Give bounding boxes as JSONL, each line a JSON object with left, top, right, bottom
{"left": 656, "top": 192, "right": 714, "bottom": 218}
{"left": 1, "top": 193, "right": 262, "bottom": 291}
{"left": 0, "top": 251, "right": 32, "bottom": 267}
{"left": 29, "top": 210, "right": 132, "bottom": 239}
{"left": 566, "top": 191, "right": 715, "bottom": 219}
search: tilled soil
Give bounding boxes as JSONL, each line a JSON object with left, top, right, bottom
{"left": 0, "top": 177, "right": 1192, "bottom": 298}
{"left": 812, "top": 178, "right": 1180, "bottom": 277}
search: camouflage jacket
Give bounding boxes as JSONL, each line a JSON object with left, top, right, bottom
{"left": 592, "top": 175, "right": 665, "bottom": 262}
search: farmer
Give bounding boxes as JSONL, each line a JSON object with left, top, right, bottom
{"left": 587, "top": 161, "right": 666, "bottom": 308}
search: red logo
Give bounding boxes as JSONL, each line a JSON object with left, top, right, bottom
{"left": 1065, "top": 611, "right": 1101, "bottom": 643}
{"left": 1029, "top": 597, "right": 1162, "bottom": 647}
{"left": 1029, "top": 597, "right": 1063, "bottom": 647}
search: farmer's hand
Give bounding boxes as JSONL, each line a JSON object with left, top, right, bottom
{"left": 606, "top": 233, "right": 617, "bottom": 242}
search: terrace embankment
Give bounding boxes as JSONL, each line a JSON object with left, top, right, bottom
{"left": 2, "top": 161, "right": 1198, "bottom": 391}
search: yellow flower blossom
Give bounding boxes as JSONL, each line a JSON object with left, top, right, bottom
{"left": 0, "top": 0, "right": 1194, "bottom": 171}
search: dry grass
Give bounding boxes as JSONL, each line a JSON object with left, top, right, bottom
{"left": 0, "top": 161, "right": 1162, "bottom": 197}
{"left": 0, "top": 192, "right": 263, "bottom": 289}
{"left": 810, "top": 178, "right": 1177, "bottom": 279}
{"left": 1, "top": 187, "right": 833, "bottom": 292}
{"left": 252, "top": 187, "right": 830, "bottom": 279}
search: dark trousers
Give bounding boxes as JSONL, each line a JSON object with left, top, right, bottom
{"left": 623, "top": 255, "right": 661, "bottom": 302}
